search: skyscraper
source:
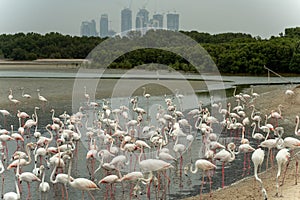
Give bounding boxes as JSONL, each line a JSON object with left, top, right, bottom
{"left": 100, "top": 14, "right": 109, "bottom": 38}
{"left": 121, "top": 8, "right": 132, "bottom": 33}
{"left": 167, "top": 13, "right": 179, "bottom": 31}
{"left": 80, "top": 20, "right": 98, "bottom": 37}
{"left": 152, "top": 14, "right": 163, "bottom": 28}
{"left": 136, "top": 8, "right": 149, "bottom": 29}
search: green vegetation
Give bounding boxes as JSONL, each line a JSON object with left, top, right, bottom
{"left": 0, "top": 27, "right": 299, "bottom": 74}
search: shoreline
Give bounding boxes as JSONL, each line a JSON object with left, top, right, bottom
{"left": 0, "top": 59, "right": 299, "bottom": 77}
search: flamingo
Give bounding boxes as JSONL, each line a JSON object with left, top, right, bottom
{"left": 259, "top": 127, "right": 278, "bottom": 170}
{"left": 251, "top": 148, "right": 268, "bottom": 200}
{"left": 137, "top": 145, "right": 173, "bottom": 197}
{"left": 50, "top": 163, "right": 74, "bottom": 200}
{"left": 21, "top": 87, "right": 31, "bottom": 99}
{"left": 50, "top": 109, "right": 61, "bottom": 124}
{"left": 67, "top": 154, "right": 99, "bottom": 200}
{"left": 3, "top": 176, "right": 20, "bottom": 200}
{"left": 277, "top": 127, "right": 300, "bottom": 185}
{"left": 251, "top": 122, "right": 265, "bottom": 142}
{"left": 10, "top": 125, "right": 24, "bottom": 150}
{"left": 268, "top": 104, "right": 283, "bottom": 127}
{"left": 213, "top": 142, "right": 236, "bottom": 188}
{"left": 16, "top": 155, "right": 41, "bottom": 199}
{"left": 0, "top": 109, "right": 10, "bottom": 128}
{"left": 0, "top": 134, "right": 15, "bottom": 159}
{"left": 275, "top": 148, "right": 290, "bottom": 197}
{"left": 39, "top": 165, "right": 50, "bottom": 196}
{"left": 98, "top": 174, "right": 121, "bottom": 198}
{"left": 7, "top": 142, "right": 35, "bottom": 169}
{"left": 37, "top": 124, "right": 53, "bottom": 146}
{"left": 24, "top": 107, "right": 39, "bottom": 133}
{"left": 37, "top": 89, "right": 47, "bottom": 111}
{"left": 236, "top": 143, "right": 255, "bottom": 176}
{"left": 17, "top": 110, "right": 29, "bottom": 127}
{"left": 184, "top": 159, "right": 216, "bottom": 200}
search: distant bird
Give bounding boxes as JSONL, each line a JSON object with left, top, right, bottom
{"left": 37, "top": 89, "right": 47, "bottom": 111}
{"left": 21, "top": 87, "right": 32, "bottom": 99}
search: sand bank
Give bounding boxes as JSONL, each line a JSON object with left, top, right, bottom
{"left": 184, "top": 85, "right": 300, "bottom": 200}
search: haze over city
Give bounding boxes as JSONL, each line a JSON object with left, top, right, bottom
{"left": 0, "top": 0, "right": 299, "bottom": 38}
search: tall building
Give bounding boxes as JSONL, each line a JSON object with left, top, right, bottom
{"left": 152, "top": 14, "right": 163, "bottom": 28}
{"left": 136, "top": 8, "right": 149, "bottom": 29}
{"left": 80, "top": 20, "right": 98, "bottom": 37}
{"left": 167, "top": 13, "right": 179, "bottom": 31}
{"left": 100, "top": 14, "right": 109, "bottom": 38}
{"left": 121, "top": 8, "right": 132, "bottom": 32}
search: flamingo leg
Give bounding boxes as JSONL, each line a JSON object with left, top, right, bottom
{"left": 88, "top": 190, "right": 95, "bottom": 200}
{"left": 242, "top": 153, "right": 246, "bottom": 177}
{"left": 247, "top": 153, "right": 251, "bottom": 175}
{"left": 1, "top": 174, "right": 4, "bottom": 199}
{"left": 222, "top": 162, "right": 225, "bottom": 188}
{"left": 281, "top": 159, "right": 290, "bottom": 186}
{"left": 266, "top": 149, "right": 270, "bottom": 171}
{"left": 207, "top": 171, "right": 213, "bottom": 197}
{"left": 295, "top": 160, "right": 298, "bottom": 185}
{"left": 64, "top": 183, "right": 69, "bottom": 200}
{"left": 61, "top": 183, "right": 65, "bottom": 199}
{"left": 200, "top": 171, "right": 204, "bottom": 200}
{"left": 27, "top": 182, "right": 31, "bottom": 200}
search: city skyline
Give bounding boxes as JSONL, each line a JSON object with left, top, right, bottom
{"left": 82, "top": 7, "right": 178, "bottom": 37}
{"left": 0, "top": 0, "right": 299, "bottom": 38}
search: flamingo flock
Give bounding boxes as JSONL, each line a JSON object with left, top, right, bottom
{"left": 0, "top": 84, "right": 298, "bottom": 200}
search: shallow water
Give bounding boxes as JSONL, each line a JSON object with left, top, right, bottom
{"left": 0, "top": 68, "right": 295, "bottom": 200}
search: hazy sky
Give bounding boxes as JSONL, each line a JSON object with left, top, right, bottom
{"left": 0, "top": 0, "right": 299, "bottom": 38}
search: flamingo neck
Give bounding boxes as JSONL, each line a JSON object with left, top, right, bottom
{"left": 15, "top": 177, "right": 20, "bottom": 197}
{"left": 138, "top": 147, "right": 144, "bottom": 164}
{"left": 278, "top": 105, "right": 282, "bottom": 116}
{"left": 251, "top": 123, "right": 256, "bottom": 137}
{"left": 190, "top": 163, "right": 198, "bottom": 174}
{"left": 250, "top": 106, "right": 255, "bottom": 119}
{"left": 26, "top": 144, "right": 32, "bottom": 165}
{"left": 264, "top": 129, "right": 270, "bottom": 141}
{"left": 295, "top": 117, "right": 299, "bottom": 135}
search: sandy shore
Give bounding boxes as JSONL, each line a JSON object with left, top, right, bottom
{"left": 184, "top": 85, "right": 300, "bottom": 200}
{"left": 0, "top": 59, "right": 85, "bottom": 70}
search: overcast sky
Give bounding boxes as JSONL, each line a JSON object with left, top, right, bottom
{"left": 0, "top": 0, "right": 299, "bottom": 38}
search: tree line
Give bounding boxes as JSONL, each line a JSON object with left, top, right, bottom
{"left": 0, "top": 27, "right": 299, "bottom": 74}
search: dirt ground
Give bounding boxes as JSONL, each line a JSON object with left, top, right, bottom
{"left": 184, "top": 84, "right": 300, "bottom": 200}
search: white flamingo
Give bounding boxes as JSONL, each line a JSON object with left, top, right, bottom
{"left": 251, "top": 148, "right": 268, "bottom": 200}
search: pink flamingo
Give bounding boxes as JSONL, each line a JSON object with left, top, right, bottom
{"left": 67, "top": 154, "right": 99, "bottom": 200}
{"left": 236, "top": 143, "right": 255, "bottom": 176}
{"left": 213, "top": 142, "right": 236, "bottom": 188}
{"left": 16, "top": 155, "right": 41, "bottom": 199}
{"left": 184, "top": 159, "right": 216, "bottom": 200}
{"left": 268, "top": 104, "right": 283, "bottom": 127}
{"left": 0, "top": 109, "right": 10, "bottom": 128}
